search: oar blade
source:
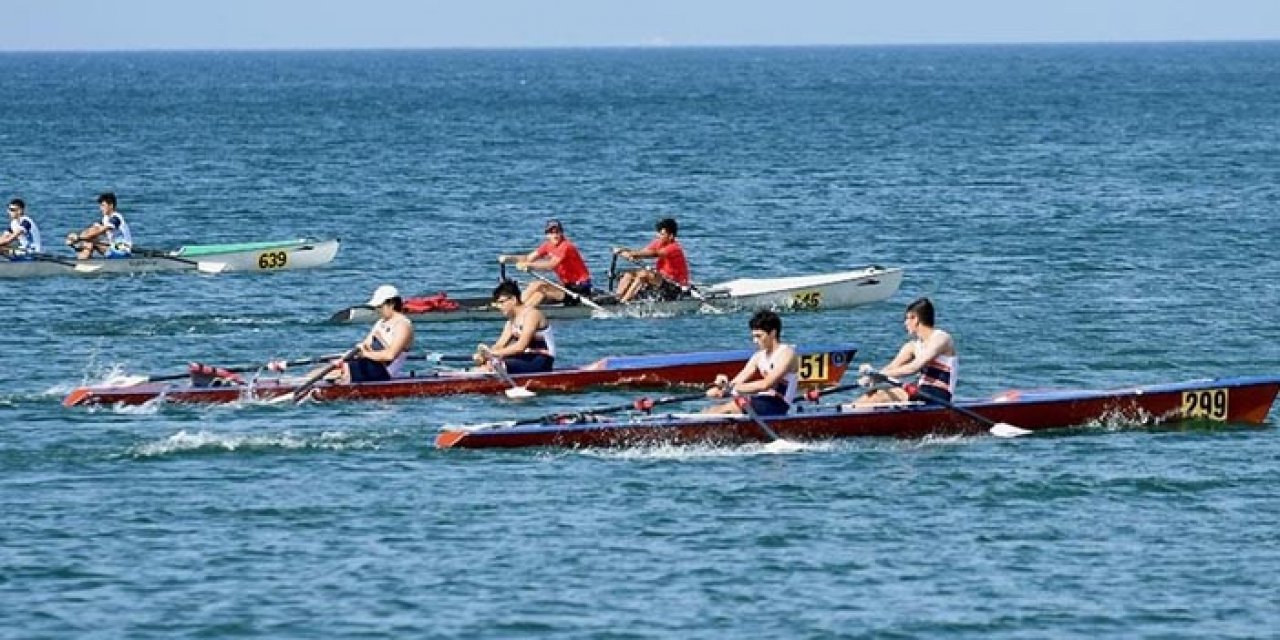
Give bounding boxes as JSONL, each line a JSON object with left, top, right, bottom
{"left": 990, "top": 422, "right": 1033, "bottom": 438}
{"left": 504, "top": 386, "right": 537, "bottom": 399}
{"left": 196, "top": 261, "right": 228, "bottom": 274}
{"left": 73, "top": 262, "right": 104, "bottom": 273}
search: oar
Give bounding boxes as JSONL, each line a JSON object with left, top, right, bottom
{"left": 511, "top": 390, "right": 711, "bottom": 427}
{"left": 29, "top": 252, "right": 104, "bottom": 273}
{"left": 869, "top": 372, "right": 1032, "bottom": 438}
{"left": 478, "top": 345, "right": 536, "bottom": 399}
{"left": 108, "top": 351, "right": 473, "bottom": 387}
{"left": 288, "top": 346, "right": 359, "bottom": 404}
{"left": 619, "top": 254, "right": 724, "bottom": 312}
{"left": 132, "top": 246, "right": 228, "bottom": 274}
{"left": 522, "top": 269, "right": 611, "bottom": 315}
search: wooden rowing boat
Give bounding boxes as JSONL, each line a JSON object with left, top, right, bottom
{"left": 329, "top": 265, "right": 903, "bottom": 323}
{"left": 435, "top": 375, "right": 1280, "bottom": 449}
{"left": 62, "top": 343, "right": 858, "bottom": 407}
{"left": 0, "top": 238, "right": 339, "bottom": 278}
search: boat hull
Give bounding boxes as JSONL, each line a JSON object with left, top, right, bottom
{"left": 330, "top": 266, "right": 903, "bottom": 323}
{"left": 0, "top": 238, "right": 339, "bottom": 278}
{"left": 63, "top": 343, "right": 858, "bottom": 407}
{"left": 435, "top": 375, "right": 1280, "bottom": 449}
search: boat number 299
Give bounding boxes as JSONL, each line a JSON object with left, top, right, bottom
{"left": 257, "top": 251, "right": 288, "bottom": 270}
{"left": 1180, "top": 388, "right": 1228, "bottom": 421}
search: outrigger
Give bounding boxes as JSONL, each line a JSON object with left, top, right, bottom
{"left": 435, "top": 375, "right": 1280, "bottom": 449}
{"left": 63, "top": 343, "right": 859, "bottom": 408}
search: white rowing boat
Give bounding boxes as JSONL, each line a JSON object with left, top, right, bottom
{"left": 0, "top": 238, "right": 340, "bottom": 279}
{"left": 331, "top": 265, "right": 903, "bottom": 323}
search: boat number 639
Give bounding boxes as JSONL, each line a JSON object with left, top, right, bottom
{"left": 1180, "top": 388, "right": 1228, "bottom": 421}
{"left": 257, "top": 251, "right": 289, "bottom": 270}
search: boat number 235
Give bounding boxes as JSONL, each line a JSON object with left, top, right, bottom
{"left": 1180, "top": 388, "right": 1228, "bottom": 421}
{"left": 257, "top": 251, "right": 289, "bottom": 270}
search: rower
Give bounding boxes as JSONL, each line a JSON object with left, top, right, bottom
{"left": 497, "top": 218, "right": 593, "bottom": 308}
{"left": 612, "top": 217, "right": 691, "bottom": 303}
{"left": 473, "top": 280, "right": 556, "bottom": 374}
{"left": 337, "top": 284, "right": 415, "bottom": 383}
{"left": 0, "top": 199, "right": 42, "bottom": 258}
{"left": 67, "top": 192, "right": 133, "bottom": 260}
{"left": 850, "top": 297, "right": 957, "bottom": 408}
{"left": 704, "top": 310, "right": 799, "bottom": 416}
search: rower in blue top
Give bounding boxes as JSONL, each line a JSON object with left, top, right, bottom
{"left": 704, "top": 309, "right": 799, "bottom": 416}
{"left": 67, "top": 192, "right": 133, "bottom": 259}
{"left": 0, "top": 199, "right": 42, "bottom": 258}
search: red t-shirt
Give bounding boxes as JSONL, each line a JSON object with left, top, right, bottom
{"left": 535, "top": 238, "right": 592, "bottom": 286}
{"left": 644, "top": 238, "right": 690, "bottom": 285}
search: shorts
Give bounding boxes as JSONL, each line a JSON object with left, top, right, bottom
{"left": 503, "top": 353, "right": 555, "bottom": 375}
{"left": 106, "top": 246, "right": 132, "bottom": 259}
{"left": 347, "top": 357, "right": 391, "bottom": 383}
{"left": 748, "top": 394, "right": 790, "bottom": 417}
{"left": 653, "top": 280, "right": 686, "bottom": 301}
{"left": 560, "top": 281, "right": 594, "bottom": 306}
{"left": 909, "top": 385, "right": 952, "bottom": 403}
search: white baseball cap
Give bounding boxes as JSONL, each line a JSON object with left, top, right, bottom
{"left": 367, "top": 284, "right": 400, "bottom": 307}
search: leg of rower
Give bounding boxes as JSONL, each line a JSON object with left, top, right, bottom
{"left": 523, "top": 282, "right": 547, "bottom": 308}
{"left": 615, "top": 272, "right": 635, "bottom": 299}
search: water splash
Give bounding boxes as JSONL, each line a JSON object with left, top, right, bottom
{"left": 128, "top": 429, "right": 379, "bottom": 457}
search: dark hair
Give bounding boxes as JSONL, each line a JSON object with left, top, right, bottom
{"left": 906, "top": 297, "right": 936, "bottom": 326}
{"left": 492, "top": 279, "right": 522, "bottom": 303}
{"left": 544, "top": 218, "right": 563, "bottom": 233}
{"left": 387, "top": 296, "right": 404, "bottom": 312}
{"left": 97, "top": 192, "right": 117, "bottom": 207}
{"left": 655, "top": 218, "right": 678, "bottom": 237}
{"left": 8, "top": 199, "right": 24, "bottom": 210}
{"left": 748, "top": 309, "right": 782, "bottom": 336}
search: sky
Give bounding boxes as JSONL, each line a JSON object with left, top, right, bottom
{"left": 4, "top": 0, "right": 1280, "bottom": 51}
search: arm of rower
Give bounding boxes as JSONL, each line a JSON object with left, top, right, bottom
{"left": 485, "top": 322, "right": 517, "bottom": 358}
{"left": 78, "top": 223, "right": 109, "bottom": 241}
{"left": 362, "top": 322, "right": 413, "bottom": 363}
{"left": 884, "top": 334, "right": 950, "bottom": 378}
{"left": 878, "top": 342, "right": 918, "bottom": 379}
{"left": 735, "top": 345, "right": 796, "bottom": 394}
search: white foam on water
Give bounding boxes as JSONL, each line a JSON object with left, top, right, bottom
{"left": 128, "top": 429, "right": 378, "bottom": 457}
{"left": 579, "top": 438, "right": 836, "bottom": 461}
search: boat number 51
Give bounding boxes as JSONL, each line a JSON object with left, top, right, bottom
{"left": 799, "top": 353, "right": 831, "bottom": 383}
{"left": 257, "top": 251, "right": 289, "bottom": 270}
{"left": 1180, "top": 388, "right": 1228, "bottom": 421}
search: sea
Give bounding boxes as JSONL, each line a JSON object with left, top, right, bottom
{"left": 2, "top": 43, "right": 1279, "bottom": 638}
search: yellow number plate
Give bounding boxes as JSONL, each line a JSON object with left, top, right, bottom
{"left": 1180, "top": 388, "right": 1228, "bottom": 421}
{"left": 798, "top": 353, "right": 831, "bottom": 383}
{"left": 791, "top": 290, "right": 822, "bottom": 310}
{"left": 257, "top": 251, "right": 289, "bottom": 270}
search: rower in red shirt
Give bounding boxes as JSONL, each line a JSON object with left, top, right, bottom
{"left": 498, "top": 218, "right": 594, "bottom": 308}
{"left": 613, "top": 217, "right": 690, "bottom": 303}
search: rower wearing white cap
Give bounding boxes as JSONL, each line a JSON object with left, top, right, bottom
{"left": 340, "top": 284, "right": 415, "bottom": 383}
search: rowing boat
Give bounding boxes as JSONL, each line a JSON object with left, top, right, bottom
{"left": 435, "top": 375, "right": 1280, "bottom": 449}
{"left": 62, "top": 343, "right": 858, "bottom": 407}
{"left": 0, "top": 238, "right": 340, "bottom": 278}
{"left": 329, "top": 265, "right": 903, "bottom": 323}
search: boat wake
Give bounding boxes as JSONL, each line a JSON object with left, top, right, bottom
{"left": 578, "top": 439, "right": 838, "bottom": 461}
{"left": 127, "top": 429, "right": 382, "bottom": 458}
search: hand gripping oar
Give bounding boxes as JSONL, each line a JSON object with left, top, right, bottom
{"left": 287, "top": 346, "right": 359, "bottom": 404}
{"left": 132, "top": 246, "right": 228, "bottom": 274}
{"left": 477, "top": 345, "right": 536, "bottom": 399}
{"left": 522, "top": 269, "right": 611, "bottom": 315}
{"left": 867, "top": 371, "right": 1032, "bottom": 438}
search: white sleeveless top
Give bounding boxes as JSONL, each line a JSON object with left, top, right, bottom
{"left": 508, "top": 310, "right": 556, "bottom": 357}
{"left": 372, "top": 316, "right": 411, "bottom": 377}
{"left": 102, "top": 212, "right": 133, "bottom": 249}
{"left": 754, "top": 344, "right": 798, "bottom": 404}
{"left": 913, "top": 335, "right": 958, "bottom": 395}
{"left": 11, "top": 216, "right": 41, "bottom": 253}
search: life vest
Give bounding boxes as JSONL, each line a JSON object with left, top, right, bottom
{"left": 404, "top": 292, "right": 460, "bottom": 314}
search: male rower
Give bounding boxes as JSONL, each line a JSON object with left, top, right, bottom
{"left": 0, "top": 199, "right": 42, "bottom": 257}
{"left": 473, "top": 280, "right": 556, "bottom": 374}
{"left": 497, "top": 218, "right": 593, "bottom": 308}
{"left": 851, "top": 297, "right": 957, "bottom": 407}
{"left": 612, "top": 217, "right": 690, "bottom": 303}
{"left": 704, "top": 310, "right": 799, "bottom": 416}
{"left": 337, "top": 284, "right": 415, "bottom": 383}
{"left": 67, "top": 192, "right": 133, "bottom": 259}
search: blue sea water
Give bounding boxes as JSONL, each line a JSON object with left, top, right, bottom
{"left": 1, "top": 43, "right": 1279, "bottom": 638}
